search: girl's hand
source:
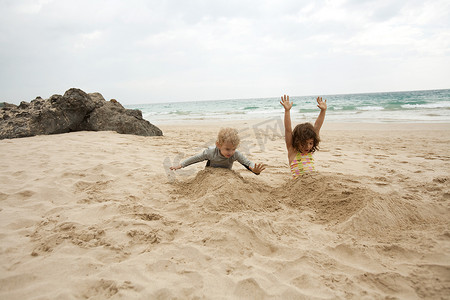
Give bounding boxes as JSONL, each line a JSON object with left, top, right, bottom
{"left": 250, "top": 163, "right": 266, "bottom": 175}
{"left": 316, "top": 97, "right": 327, "bottom": 111}
{"left": 280, "top": 95, "right": 293, "bottom": 111}
{"left": 170, "top": 165, "right": 182, "bottom": 171}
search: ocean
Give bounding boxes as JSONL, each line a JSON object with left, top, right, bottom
{"left": 126, "top": 89, "right": 450, "bottom": 124}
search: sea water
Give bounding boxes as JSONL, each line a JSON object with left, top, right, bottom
{"left": 126, "top": 89, "right": 450, "bottom": 124}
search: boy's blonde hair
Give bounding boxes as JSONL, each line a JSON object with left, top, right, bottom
{"left": 217, "top": 128, "right": 240, "bottom": 147}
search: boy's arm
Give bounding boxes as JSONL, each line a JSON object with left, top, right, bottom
{"left": 172, "top": 148, "right": 210, "bottom": 170}
{"left": 280, "top": 95, "right": 294, "bottom": 151}
{"left": 314, "top": 97, "right": 327, "bottom": 134}
{"left": 234, "top": 151, "right": 265, "bottom": 175}
{"left": 234, "top": 150, "right": 255, "bottom": 170}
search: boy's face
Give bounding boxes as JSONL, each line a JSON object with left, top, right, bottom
{"left": 216, "top": 142, "right": 237, "bottom": 158}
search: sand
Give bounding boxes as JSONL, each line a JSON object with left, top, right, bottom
{"left": 1, "top": 120, "right": 449, "bottom": 299}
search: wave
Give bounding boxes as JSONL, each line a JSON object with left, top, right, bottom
{"left": 242, "top": 106, "right": 259, "bottom": 110}
{"left": 402, "top": 101, "right": 450, "bottom": 109}
{"left": 130, "top": 89, "right": 450, "bottom": 123}
{"left": 356, "top": 106, "right": 384, "bottom": 111}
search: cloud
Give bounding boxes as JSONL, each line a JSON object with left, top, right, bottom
{"left": 0, "top": 0, "right": 449, "bottom": 104}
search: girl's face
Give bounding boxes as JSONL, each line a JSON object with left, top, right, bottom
{"left": 299, "top": 139, "right": 314, "bottom": 154}
{"left": 216, "top": 142, "right": 236, "bottom": 158}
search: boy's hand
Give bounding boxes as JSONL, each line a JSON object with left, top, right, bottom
{"left": 280, "top": 95, "right": 293, "bottom": 111}
{"left": 250, "top": 163, "right": 266, "bottom": 175}
{"left": 316, "top": 97, "right": 327, "bottom": 111}
{"left": 170, "top": 165, "right": 182, "bottom": 171}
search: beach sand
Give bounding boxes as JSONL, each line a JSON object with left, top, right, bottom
{"left": 1, "top": 121, "right": 449, "bottom": 299}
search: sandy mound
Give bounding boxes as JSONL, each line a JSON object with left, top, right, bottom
{"left": 277, "top": 173, "right": 372, "bottom": 224}
{"left": 277, "top": 173, "right": 447, "bottom": 239}
{"left": 172, "top": 168, "right": 280, "bottom": 212}
{"left": 337, "top": 176, "right": 449, "bottom": 237}
{"left": 174, "top": 170, "right": 445, "bottom": 238}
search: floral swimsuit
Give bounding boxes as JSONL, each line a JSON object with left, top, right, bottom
{"left": 290, "top": 152, "right": 315, "bottom": 179}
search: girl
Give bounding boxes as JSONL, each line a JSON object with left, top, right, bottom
{"left": 280, "top": 95, "right": 327, "bottom": 178}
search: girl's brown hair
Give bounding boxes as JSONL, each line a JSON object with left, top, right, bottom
{"left": 292, "top": 123, "right": 320, "bottom": 153}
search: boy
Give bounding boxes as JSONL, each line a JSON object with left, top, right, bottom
{"left": 170, "top": 128, "right": 265, "bottom": 174}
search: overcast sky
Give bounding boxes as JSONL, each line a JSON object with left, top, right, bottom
{"left": 1, "top": 0, "right": 449, "bottom": 105}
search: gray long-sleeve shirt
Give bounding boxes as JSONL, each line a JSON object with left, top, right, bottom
{"left": 181, "top": 146, "right": 255, "bottom": 170}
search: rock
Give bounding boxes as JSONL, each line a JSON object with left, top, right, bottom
{"left": 0, "top": 102, "right": 17, "bottom": 109}
{"left": 87, "top": 92, "right": 107, "bottom": 108}
{"left": 81, "top": 99, "right": 163, "bottom": 136}
{"left": 0, "top": 88, "right": 163, "bottom": 139}
{"left": 19, "top": 101, "right": 30, "bottom": 109}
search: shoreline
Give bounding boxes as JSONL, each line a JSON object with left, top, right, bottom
{"left": 157, "top": 120, "right": 450, "bottom": 130}
{"left": 148, "top": 117, "right": 450, "bottom": 126}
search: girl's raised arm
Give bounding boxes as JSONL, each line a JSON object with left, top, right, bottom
{"left": 314, "top": 97, "right": 327, "bottom": 134}
{"left": 280, "top": 95, "right": 294, "bottom": 152}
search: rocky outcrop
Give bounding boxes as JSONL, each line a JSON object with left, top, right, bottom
{"left": 0, "top": 88, "right": 162, "bottom": 139}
